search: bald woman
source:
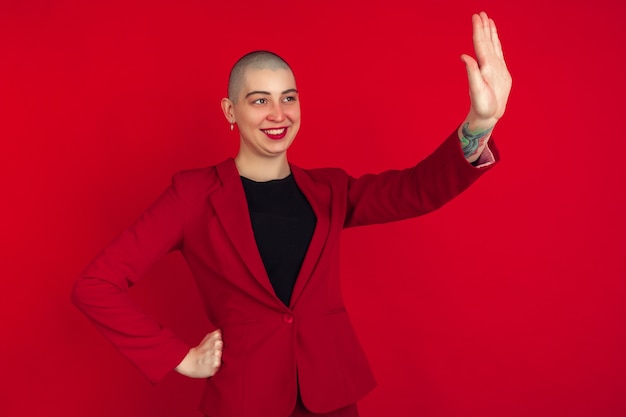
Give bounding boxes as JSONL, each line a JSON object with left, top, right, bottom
{"left": 72, "top": 12, "right": 511, "bottom": 417}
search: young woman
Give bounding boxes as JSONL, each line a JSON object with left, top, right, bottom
{"left": 72, "top": 12, "right": 511, "bottom": 417}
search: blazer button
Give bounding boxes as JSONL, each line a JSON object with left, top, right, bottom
{"left": 283, "top": 314, "right": 294, "bottom": 324}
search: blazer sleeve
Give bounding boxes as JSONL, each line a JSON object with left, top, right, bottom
{"left": 343, "top": 130, "right": 500, "bottom": 228}
{"left": 71, "top": 173, "right": 192, "bottom": 384}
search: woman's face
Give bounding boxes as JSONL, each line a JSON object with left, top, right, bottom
{"left": 227, "top": 67, "right": 301, "bottom": 160}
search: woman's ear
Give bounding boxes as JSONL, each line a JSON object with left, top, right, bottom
{"left": 221, "top": 98, "right": 235, "bottom": 123}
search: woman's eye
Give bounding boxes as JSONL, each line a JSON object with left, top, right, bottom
{"left": 283, "top": 96, "right": 296, "bottom": 102}
{"left": 253, "top": 98, "right": 267, "bottom": 104}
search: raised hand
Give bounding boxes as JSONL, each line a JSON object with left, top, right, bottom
{"left": 175, "top": 329, "right": 223, "bottom": 378}
{"left": 458, "top": 12, "right": 512, "bottom": 162}
{"left": 461, "top": 12, "right": 512, "bottom": 125}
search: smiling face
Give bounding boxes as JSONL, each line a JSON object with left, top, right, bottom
{"left": 222, "top": 66, "right": 301, "bottom": 161}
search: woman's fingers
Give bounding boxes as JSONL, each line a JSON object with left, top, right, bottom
{"left": 490, "top": 18, "right": 504, "bottom": 60}
{"left": 473, "top": 12, "right": 504, "bottom": 67}
{"left": 187, "top": 329, "right": 223, "bottom": 377}
{"left": 213, "top": 335, "right": 224, "bottom": 368}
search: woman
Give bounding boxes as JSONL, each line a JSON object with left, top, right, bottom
{"left": 72, "top": 12, "right": 511, "bottom": 417}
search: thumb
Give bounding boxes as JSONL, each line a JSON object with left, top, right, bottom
{"left": 460, "top": 54, "right": 483, "bottom": 93}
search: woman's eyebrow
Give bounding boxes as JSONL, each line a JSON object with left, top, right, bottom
{"left": 245, "top": 88, "right": 298, "bottom": 98}
{"left": 245, "top": 90, "right": 270, "bottom": 98}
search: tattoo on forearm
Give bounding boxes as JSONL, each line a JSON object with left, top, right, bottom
{"left": 460, "top": 122, "right": 493, "bottom": 159}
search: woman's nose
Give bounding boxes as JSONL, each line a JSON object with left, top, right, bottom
{"left": 267, "top": 103, "right": 285, "bottom": 122}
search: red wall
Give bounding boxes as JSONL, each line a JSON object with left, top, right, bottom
{"left": 2, "top": 0, "right": 626, "bottom": 416}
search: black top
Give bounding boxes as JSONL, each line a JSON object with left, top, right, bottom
{"left": 241, "top": 174, "right": 317, "bottom": 306}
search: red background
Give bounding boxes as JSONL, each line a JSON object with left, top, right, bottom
{"left": 2, "top": 0, "right": 626, "bottom": 416}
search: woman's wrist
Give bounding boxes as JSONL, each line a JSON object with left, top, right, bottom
{"left": 458, "top": 112, "right": 497, "bottom": 162}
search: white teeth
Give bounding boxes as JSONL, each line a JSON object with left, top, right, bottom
{"left": 264, "top": 128, "right": 285, "bottom": 135}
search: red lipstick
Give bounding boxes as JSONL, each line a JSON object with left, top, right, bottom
{"left": 261, "top": 127, "right": 288, "bottom": 140}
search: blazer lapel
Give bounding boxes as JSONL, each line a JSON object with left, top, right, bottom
{"left": 289, "top": 165, "right": 332, "bottom": 308}
{"left": 210, "top": 159, "right": 277, "bottom": 299}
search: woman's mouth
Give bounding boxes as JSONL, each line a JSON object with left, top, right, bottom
{"left": 261, "top": 127, "right": 288, "bottom": 140}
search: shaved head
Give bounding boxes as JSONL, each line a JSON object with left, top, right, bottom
{"left": 228, "top": 51, "right": 293, "bottom": 102}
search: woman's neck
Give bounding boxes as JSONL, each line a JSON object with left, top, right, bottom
{"left": 234, "top": 153, "right": 291, "bottom": 182}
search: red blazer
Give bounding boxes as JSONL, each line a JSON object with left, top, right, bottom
{"left": 72, "top": 131, "right": 498, "bottom": 417}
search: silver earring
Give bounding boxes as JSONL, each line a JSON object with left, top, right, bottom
{"left": 230, "top": 121, "right": 234, "bottom": 131}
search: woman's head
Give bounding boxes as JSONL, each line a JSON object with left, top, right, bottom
{"left": 227, "top": 51, "right": 293, "bottom": 103}
{"left": 221, "top": 51, "right": 300, "bottom": 163}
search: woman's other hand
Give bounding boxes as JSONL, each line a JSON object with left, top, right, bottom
{"left": 175, "top": 329, "right": 223, "bottom": 378}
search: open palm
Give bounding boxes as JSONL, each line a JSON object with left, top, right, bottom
{"left": 461, "top": 12, "right": 512, "bottom": 123}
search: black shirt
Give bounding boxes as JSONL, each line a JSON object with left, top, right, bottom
{"left": 241, "top": 174, "right": 317, "bottom": 306}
